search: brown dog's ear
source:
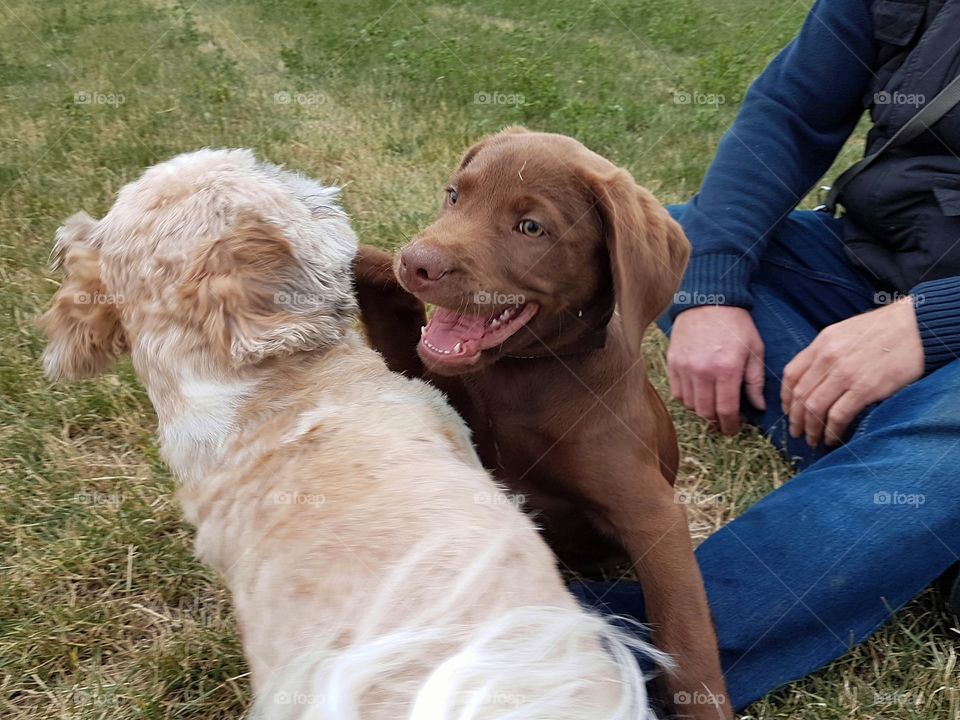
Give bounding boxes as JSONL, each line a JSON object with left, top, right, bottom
{"left": 457, "top": 140, "right": 488, "bottom": 171}
{"left": 457, "top": 126, "right": 531, "bottom": 170}
{"left": 182, "top": 213, "right": 356, "bottom": 366}
{"left": 587, "top": 168, "right": 690, "bottom": 354}
{"left": 38, "top": 212, "right": 128, "bottom": 381}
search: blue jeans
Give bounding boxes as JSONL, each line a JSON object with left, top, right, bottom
{"left": 571, "top": 207, "right": 960, "bottom": 711}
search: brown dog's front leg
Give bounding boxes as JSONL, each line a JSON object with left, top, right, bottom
{"left": 352, "top": 244, "right": 427, "bottom": 378}
{"left": 616, "top": 481, "right": 731, "bottom": 720}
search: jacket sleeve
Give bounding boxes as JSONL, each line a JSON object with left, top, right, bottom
{"left": 912, "top": 277, "right": 960, "bottom": 372}
{"left": 669, "top": 0, "right": 876, "bottom": 320}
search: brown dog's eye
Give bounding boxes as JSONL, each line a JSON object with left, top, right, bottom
{"left": 446, "top": 188, "right": 458, "bottom": 205}
{"left": 518, "top": 219, "right": 544, "bottom": 237}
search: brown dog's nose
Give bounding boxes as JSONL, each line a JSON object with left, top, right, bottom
{"left": 398, "top": 244, "right": 452, "bottom": 293}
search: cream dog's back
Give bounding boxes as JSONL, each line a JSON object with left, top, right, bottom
{"left": 182, "top": 339, "right": 573, "bottom": 672}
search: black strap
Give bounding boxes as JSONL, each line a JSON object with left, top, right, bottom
{"left": 824, "top": 72, "right": 960, "bottom": 213}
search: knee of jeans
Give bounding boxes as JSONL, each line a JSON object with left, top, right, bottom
{"left": 861, "top": 362, "right": 960, "bottom": 438}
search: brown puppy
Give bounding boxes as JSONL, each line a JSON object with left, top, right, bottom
{"left": 355, "top": 127, "right": 730, "bottom": 718}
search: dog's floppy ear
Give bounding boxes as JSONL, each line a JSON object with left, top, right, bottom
{"left": 182, "top": 213, "right": 356, "bottom": 365}
{"left": 586, "top": 168, "right": 690, "bottom": 354}
{"left": 38, "top": 212, "right": 129, "bottom": 381}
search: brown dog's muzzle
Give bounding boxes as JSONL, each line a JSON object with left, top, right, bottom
{"left": 394, "top": 237, "right": 540, "bottom": 373}
{"left": 396, "top": 243, "right": 456, "bottom": 295}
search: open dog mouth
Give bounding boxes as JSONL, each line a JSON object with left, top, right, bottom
{"left": 419, "top": 303, "right": 540, "bottom": 366}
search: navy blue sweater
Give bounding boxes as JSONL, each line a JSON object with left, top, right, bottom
{"left": 672, "top": 0, "right": 960, "bottom": 373}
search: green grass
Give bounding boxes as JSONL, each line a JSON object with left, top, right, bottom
{"left": 0, "top": 0, "right": 956, "bottom": 718}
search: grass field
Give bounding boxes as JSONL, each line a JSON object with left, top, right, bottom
{"left": 1, "top": 0, "right": 958, "bottom": 718}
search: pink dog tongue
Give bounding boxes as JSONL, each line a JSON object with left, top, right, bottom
{"left": 422, "top": 307, "right": 488, "bottom": 352}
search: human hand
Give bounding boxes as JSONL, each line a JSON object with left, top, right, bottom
{"left": 667, "top": 305, "right": 766, "bottom": 435}
{"left": 781, "top": 298, "right": 924, "bottom": 447}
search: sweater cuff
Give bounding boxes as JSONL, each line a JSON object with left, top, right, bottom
{"left": 912, "top": 277, "right": 960, "bottom": 374}
{"left": 668, "top": 253, "right": 754, "bottom": 321}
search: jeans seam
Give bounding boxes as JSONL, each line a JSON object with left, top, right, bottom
{"left": 757, "top": 291, "right": 809, "bottom": 349}
{"left": 852, "top": 406, "right": 875, "bottom": 440}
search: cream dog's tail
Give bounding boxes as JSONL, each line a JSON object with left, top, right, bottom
{"left": 254, "top": 604, "right": 665, "bottom": 719}
{"left": 253, "top": 530, "right": 669, "bottom": 719}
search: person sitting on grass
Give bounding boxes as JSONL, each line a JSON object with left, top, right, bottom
{"left": 574, "top": 0, "right": 960, "bottom": 711}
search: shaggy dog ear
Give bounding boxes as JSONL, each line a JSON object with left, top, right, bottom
{"left": 181, "top": 213, "right": 356, "bottom": 365}
{"left": 38, "top": 212, "right": 129, "bottom": 381}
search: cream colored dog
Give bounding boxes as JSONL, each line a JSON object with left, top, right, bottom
{"left": 39, "top": 149, "right": 664, "bottom": 719}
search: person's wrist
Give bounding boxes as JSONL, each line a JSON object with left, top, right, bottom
{"left": 910, "top": 277, "right": 960, "bottom": 374}
{"left": 674, "top": 302, "right": 749, "bottom": 322}
{"left": 894, "top": 296, "right": 926, "bottom": 382}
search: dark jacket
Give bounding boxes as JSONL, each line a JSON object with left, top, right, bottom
{"left": 842, "top": 0, "right": 960, "bottom": 292}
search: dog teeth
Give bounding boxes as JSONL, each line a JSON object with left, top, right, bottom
{"left": 423, "top": 338, "right": 454, "bottom": 355}
{"left": 420, "top": 326, "right": 426, "bottom": 336}
{"left": 489, "top": 308, "right": 519, "bottom": 329}
{"left": 453, "top": 342, "right": 462, "bottom": 354}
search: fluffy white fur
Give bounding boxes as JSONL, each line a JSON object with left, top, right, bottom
{"left": 39, "top": 149, "right": 668, "bottom": 719}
